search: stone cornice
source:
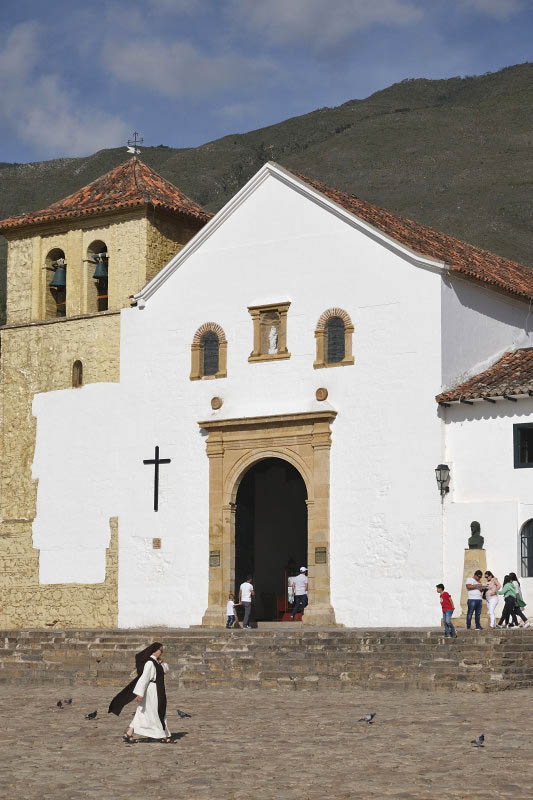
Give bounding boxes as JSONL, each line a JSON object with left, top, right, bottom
{"left": 198, "top": 410, "right": 337, "bottom": 431}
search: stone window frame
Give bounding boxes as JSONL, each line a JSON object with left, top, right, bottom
{"left": 190, "top": 322, "right": 227, "bottom": 380}
{"left": 248, "top": 301, "right": 291, "bottom": 363}
{"left": 313, "top": 307, "right": 354, "bottom": 369}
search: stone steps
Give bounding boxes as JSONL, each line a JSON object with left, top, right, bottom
{"left": 2, "top": 628, "right": 533, "bottom": 692}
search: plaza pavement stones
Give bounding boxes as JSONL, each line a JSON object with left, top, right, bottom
{"left": 1, "top": 683, "right": 533, "bottom": 799}
{"left": 1, "top": 628, "right": 533, "bottom": 692}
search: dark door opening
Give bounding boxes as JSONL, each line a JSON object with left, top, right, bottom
{"left": 234, "top": 457, "right": 308, "bottom": 621}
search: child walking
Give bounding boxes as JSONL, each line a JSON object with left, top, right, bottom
{"left": 436, "top": 584, "right": 457, "bottom": 638}
{"left": 226, "top": 593, "right": 240, "bottom": 629}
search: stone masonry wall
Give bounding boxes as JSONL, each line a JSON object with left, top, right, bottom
{"left": 5, "top": 237, "right": 33, "bottom": 324}
{"left": 0, "top": 315, "right": 121, "bottom": 627}
{"left": 5, "top": 210, "right": 203, "bottom": 326}
{"left": 145, "top": 210, "right": 203, "bottom": 284}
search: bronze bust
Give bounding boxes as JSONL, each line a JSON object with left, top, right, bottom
{"left": 468, "top": 521, "right": 484, "bottom": 550}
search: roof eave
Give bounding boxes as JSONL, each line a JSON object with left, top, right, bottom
{"left": 0, "top": 200, "right": 210, "bottom": 235}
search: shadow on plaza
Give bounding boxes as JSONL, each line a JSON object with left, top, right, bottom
{"left": 132, "top": 732, "right": 188, "bottom": 744}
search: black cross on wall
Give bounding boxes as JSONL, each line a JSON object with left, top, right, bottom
{"left": 143, "top": 446, "right": 171, "bottom": 512}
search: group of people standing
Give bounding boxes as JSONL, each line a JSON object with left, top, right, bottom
{"left": 437, "top": 569, "right": 530, "bottom": 637}
{"left": 479, "top": 571, "right": 529, "bottom": 629}
{"left": 225, "top": 566, "right": 309, "bottom": 628}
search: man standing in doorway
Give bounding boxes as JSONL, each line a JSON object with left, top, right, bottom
{"left": 239, "top": 575, "right": 254, "bottom": 629}
{"left": 465, "top": 569, "right": 484, "bottom": 630}
{"left": 291, "top": 567, "right": 308, "bottom": 620}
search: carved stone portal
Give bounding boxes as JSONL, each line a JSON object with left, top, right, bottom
{"left": 198, "top": 410, "right": 337, "bottom": 627}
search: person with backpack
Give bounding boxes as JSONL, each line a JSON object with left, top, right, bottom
{"left": 496, "top": 576, "right": 519, "bottom": 628}
{"left": 508, "top": 572, "right": 530, "bottom": 628}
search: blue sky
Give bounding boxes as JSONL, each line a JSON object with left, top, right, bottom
{"left": 1, "top": 0, "right": 531, "bottom": 163}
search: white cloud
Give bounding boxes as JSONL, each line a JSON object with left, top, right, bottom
{"left": 0, "top": 23, "right": 129, "bottom": 158}
{"left": 458, "top": 0, "right": 524, "bottom": 19}
{"left": 229, "top": 0, "right": 423, "bottom": 48}
{"left": 103, "top": 37, "right": 282, "bottom": 97}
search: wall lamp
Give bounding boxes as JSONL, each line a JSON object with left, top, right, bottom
{"left": 435, "top": 463, "right": 450, "bottom": 496}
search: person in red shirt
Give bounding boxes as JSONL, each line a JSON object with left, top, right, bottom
{"left": 436, "top": 583, "right": 457, "bottom": 639}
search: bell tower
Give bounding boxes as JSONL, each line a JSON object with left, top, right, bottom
{"left": 0, "top": 157, "right": 210, "bottom": 628}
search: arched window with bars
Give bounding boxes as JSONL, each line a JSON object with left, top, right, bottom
{"left": 326, "top": 316, "right": 345, "bottom": 363}
{"left": 190, "top": 323, "right": 227, "bottom": 380}
{"left": 202, "top": 331, "right": 219, "bottom": 376}
{"left": 520, "top": 519, "right": 533, "bottom": 577}
{"left": 72, "top": 360, "right": 83, "bottom": 388}
{"left": 314, "top": 308, "right": 354, "bottom": 369}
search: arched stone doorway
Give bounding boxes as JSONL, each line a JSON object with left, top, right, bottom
{"left": 198, "top": 410, "right": 337, "bottom": 626}
{"left": 234, "top": 457, "right": 308, "bottom": 621}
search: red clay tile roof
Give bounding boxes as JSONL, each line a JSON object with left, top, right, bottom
{"left": 436, "top": 347, "right": 533, "bottom": 403}
{"left": 294, "top": 171, "right": 533, "bottom": 303}
{"left": 0, "top": 158, "right": 211, "bottom": 232}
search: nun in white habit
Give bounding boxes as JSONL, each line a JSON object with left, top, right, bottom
{"left": 109, "top": 641, "right": 171, "bottom": 742}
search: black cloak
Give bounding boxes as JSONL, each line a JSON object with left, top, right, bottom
{"left": 108, "top": 642, "right": 167, "bottom": 728}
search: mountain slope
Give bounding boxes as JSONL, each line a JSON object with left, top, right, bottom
{"left": 1, "top": 63, "right": 531, "bottom": 323}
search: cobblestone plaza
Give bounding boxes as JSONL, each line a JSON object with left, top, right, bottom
{"left": 2, "top": 684, "right": 532, "bottom": 799}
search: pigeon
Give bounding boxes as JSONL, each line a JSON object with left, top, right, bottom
{"left": 85, "top": 711, "right": 97, "bottom": 720}
{"left": 56, "top": 700, "right": 63, "bottom": 709}
{"left": 64, "top": 698, "right": 73, "bottom": 705}
{"left": 471, "top": 734, "right": 485, "bottom": 747}
{"left": 176, "top": 709, "right": 192, "bottom": 719}
{"left": 358, "top": 713, "right": 376, "bottom": 723}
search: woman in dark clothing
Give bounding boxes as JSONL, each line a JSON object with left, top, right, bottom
{"left": 496, "top": 576, "right": 519, "bottom": 628}
{"left": 508, "top": 572, "right": 529, "bottom": 627}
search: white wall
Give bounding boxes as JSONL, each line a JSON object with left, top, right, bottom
{"left": 441, "top": 275, "right": 533, "bottom": 389}
{"left": 443, "top": 398, "right": 533, "bottom": 612}
{"left": 32, "top": 171, "right": 446, "bottom": 628}
{"left": 32, "top": 383, "right": 123, "bottom": 583}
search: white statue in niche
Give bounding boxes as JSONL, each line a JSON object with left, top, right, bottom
{"left": 268, "top": 325, "right": 278, "bottom": 354}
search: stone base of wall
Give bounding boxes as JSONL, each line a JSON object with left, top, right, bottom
{"left": 0, "top": 520, "right": 118, "bottom": 629}
{"left": 1, "top": 628, "right": 532, "bottom": 692}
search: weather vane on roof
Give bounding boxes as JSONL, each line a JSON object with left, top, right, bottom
{"left": 126, "top": 131, "right": 143, "bottom": 155}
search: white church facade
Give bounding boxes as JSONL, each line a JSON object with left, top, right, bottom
{"left": 4, "top": 161, "right": 533, "bottom": 629}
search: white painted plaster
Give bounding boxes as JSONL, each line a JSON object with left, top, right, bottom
{"left": 441, "top": 276, "right": 533, "bottom": 389}
{"left": 32, "top": 383, "right": 122, "bottom": 583}
{"left": 443, "top": 399, "right": 533, "bottom": 610}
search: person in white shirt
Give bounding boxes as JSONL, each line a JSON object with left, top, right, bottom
{"left": 226, "top": 592, "right": 240, "bottom": 629}
{"left": 290, "top": 567, "right": 308, "bottom": 620}
{"left": 465, "top": 569, "right": 484, "bottom": 630}
{"left": 239, "top": 576, "right": 254, "bottom": 628}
